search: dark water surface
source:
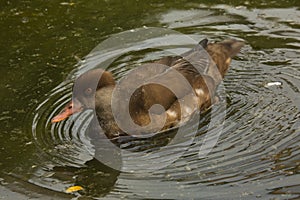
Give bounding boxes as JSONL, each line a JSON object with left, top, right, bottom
{"left": 0, "top": 0, "right": 299, "bottom": 199}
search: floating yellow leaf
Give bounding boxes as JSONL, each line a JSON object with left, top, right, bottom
{"left": 66, "top": 185, "right": 84, "bottom": 193}
{"left": 60, "top": 2, "right": 75, "bottom": 6}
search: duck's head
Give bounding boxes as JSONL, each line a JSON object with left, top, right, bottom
{"left": 51, "top": 69, "right": 115, "bottom": 123}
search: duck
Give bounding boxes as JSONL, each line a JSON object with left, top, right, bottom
{"left": 52, "top": 39, "right": 244, "bottom": 138}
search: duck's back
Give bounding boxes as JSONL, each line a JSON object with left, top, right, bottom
{"left": 155, "top": 38, "right": 244, "bottom": 85}
{"left": 128, "top": 39, "right": 244, "bottom": 132}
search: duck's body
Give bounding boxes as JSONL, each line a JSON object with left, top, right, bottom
{"left": 52, "top": 39, "right": 244, "bottom": 138}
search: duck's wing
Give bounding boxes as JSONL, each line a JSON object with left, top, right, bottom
{"left": 129, "top": 66, "right": 193, "bottom": 116}
{"left": 129, "top": 39, "right": 244, "bottom": 126}
{"left": 130, "top": 39, "right": 211, "bottom": 116}
{"left": 162, "top": 74, "right": 217, "bottom": 130}
{"left": 128, "top": 68, "right": 217, "bottom": 130}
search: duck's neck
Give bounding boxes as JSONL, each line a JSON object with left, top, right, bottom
{"left": 94, "top": 85, "right": 122, "bottom": 138}
{"left": 94, "top": 85, "right": 156, "bottom": 138}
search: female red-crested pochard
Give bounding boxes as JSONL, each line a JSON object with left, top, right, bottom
{"left": 52, "top": 39, "right": 244, "bottom": 138}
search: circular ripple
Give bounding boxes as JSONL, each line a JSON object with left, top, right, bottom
{"left": 32, "top": 79, "right": 94, "bottom": 167}
{"left": 106, "top": 46, "right": 300, "bottom": 199}
{"left": 31, "top": 30, "right": 300, "bottom": 198}
{"left": 32, "top": 28, "right": 218, "bottom": 170}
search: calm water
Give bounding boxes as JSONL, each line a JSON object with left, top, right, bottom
{"left": 0, "top": 0, "right": 299, "bottom": 199}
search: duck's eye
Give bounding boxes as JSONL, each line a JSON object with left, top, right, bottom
{"left": 84, "top": 88, "right": 93, "bottom": 96}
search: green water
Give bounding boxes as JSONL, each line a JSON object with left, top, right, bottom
{"left": 0, "top": 0, "right": 299, "bottom": 199}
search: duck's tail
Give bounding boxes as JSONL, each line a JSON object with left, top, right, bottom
{"left": 205, "top": 39, "right": 244, "bottom": 83}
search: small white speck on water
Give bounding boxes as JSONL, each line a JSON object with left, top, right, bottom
{"left": 264, "top": 81, "right": 282, "bottom": 87}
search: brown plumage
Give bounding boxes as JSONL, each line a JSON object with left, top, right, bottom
{"left": 52, "top": 39, "right": 244, "bottom": 138}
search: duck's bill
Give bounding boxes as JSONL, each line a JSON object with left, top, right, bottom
{"left": 51, "top": 100, "right": 83, "bottom": 123}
